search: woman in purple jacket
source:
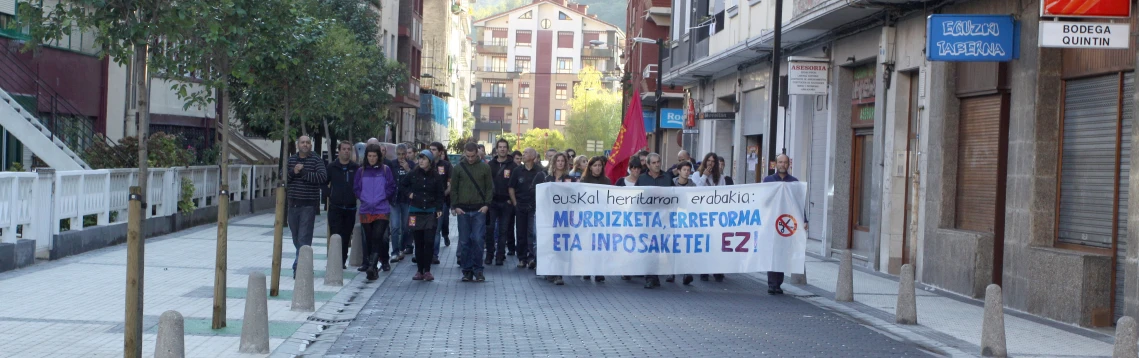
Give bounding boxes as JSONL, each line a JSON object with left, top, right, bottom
{"left": 355, "top": 144, "right": 397, "bottom": 280}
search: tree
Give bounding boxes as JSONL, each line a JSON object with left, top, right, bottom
{"left": 515, "top": 128, "right": 566, "bottom": 153}
{"left": 564, "top": 67, "right": 621, "bottom": 156}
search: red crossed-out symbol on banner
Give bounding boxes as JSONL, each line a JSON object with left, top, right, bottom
{"left": 776, "top": 214, "right": 798, "bottom": 237}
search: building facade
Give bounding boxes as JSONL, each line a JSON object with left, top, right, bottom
{"left": 470, "top": 0, "right": 625, "bottom": 144}
{"left": 421, "top": 0, "right": 474, "bottom": 146}
{"left": 665, "top": 0, "right": 1139, "bottom": 328}
{"left": 395, "top": 0, "right": 424, "bottom": 145}
{"left": 624, "top": 0, "right": 685, "bottom": 164}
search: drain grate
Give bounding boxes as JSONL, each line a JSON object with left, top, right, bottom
{"left": 308, "top": 317, "right": 354, "bottom": 324}
{"left": 793, "top": 294, "right": 821, "bottom": 298}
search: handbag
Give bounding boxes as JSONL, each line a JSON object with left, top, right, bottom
{"left": 408, "top": 212, "right": 437, "bottom": 231}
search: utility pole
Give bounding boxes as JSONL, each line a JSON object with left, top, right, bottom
{"left": 767, "top": 0, "right": 784, "bottom": 176}
{"left": 653, "top": 38, "right": 664, "bottom": 154}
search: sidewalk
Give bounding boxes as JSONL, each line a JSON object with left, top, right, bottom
{"left": 0, "top": 211, "right": 349, "bottom": 357}
{"left": 769, "top": 247, "right": 1117, "bottom": 357}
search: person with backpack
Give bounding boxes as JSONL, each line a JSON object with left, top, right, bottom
{"left": 450, "top": 142, "right": 494, "bottom": 282}
{"left": 354, "top": 144, "right": 397, "bottom": 280}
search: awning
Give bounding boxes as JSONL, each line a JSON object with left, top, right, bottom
{"left": 663, "top": 42, "right": 758, "bottom": 86}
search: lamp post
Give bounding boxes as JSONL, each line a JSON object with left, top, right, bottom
{"left": 632, "top": 37, "right": 664, "bottom": 154}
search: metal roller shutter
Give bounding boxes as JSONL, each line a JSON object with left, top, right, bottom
{"left": 1058, "top": 75, "right": 1120, "bottom": 249}
{"left": 1116, "top": 72, "right": 1133, "bottom": 322}
{"left": 955, "top": 95, "right": 1002, "bottom": 233}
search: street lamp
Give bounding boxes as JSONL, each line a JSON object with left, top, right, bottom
{"left": 631, "top": 37, "right": 664, "bottom": 154}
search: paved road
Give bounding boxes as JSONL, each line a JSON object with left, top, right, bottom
{"left": 325, "top": 243, "right": 932, "bottom": 357}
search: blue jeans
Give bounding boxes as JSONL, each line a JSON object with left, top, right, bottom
{"left": 457, "top": 211, "right": 486, "bottom": 273}
{"left": 433, "top": 203, "right": 450, "bottom": 258}
{"left": 287, "top": 204, "right": 317, "bottom": 271}
{"left": 389, "top": 203, "right": 410, "bottom": 255}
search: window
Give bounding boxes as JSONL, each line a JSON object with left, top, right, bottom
{"left": 582, "top": 59, "right": 599, "bottom": 71}
{"left": 488, "top": 82, "right": 507, "bottom": 97}
{"left": 559, "top": 11, "right": 571, "bottom": 20}
{"left": 520, "top": 107, "right": 530, "bottom": 119}
{"left": 555, "top": 84, "right": 568, "bottom": 100}
{"left": 554, "top": 109, "right": 566, "bottom": 125}
{"left": 515, "top": 56, "right": 531, "bottom": 73}
{"left": 520, "top": 10, "right": 532, "bottom": 19}
{"left": 583, "top": 32, "right": 601, "bottom": 46}
{"left": 516, "top": 30, "right": 532, "bottom": 46}
{"left": 519, "top": 83, "right": 531, "bottom": 98}
{"left": 557, "top": 58, "right": 573, "bottom": 73}
{"left": 558, "top": 31, "right": 574, "bottom": 49}
{"left": 490, "top": 56, "right": 506, "bottom": 72}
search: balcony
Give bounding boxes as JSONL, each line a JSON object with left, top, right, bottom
{"left": 394, "top": 81, "right": 421, "bottom": 108}
{"left": 474, "top": 117, "right": 512, "bottom": 132}
{"left": 581, "top": 47, "right": 613, "bottom": 58}
{"left": 473, "top": 92, "right": 512, "bottom": 106}
{"left": 477, "top": 39, "right": 509, "bottom": 54}
{"left": 477, "top": 67, "right": 521, "bottom": 80}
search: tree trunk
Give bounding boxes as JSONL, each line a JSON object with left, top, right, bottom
{"left": 279, "top": 87, "right": 291, "bottom": 183}
{"left": 135, "top": 43, "right": 151, "bottom": 194}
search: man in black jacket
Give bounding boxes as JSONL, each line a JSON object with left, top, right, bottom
{"left": 428, "top": 142, "right": 452, "bottom": 264}
{"left": 288, "top": 135, "right": 328, "bottom": 272}
{"left": 636, "top": 153, "right": 673, "bottom": 288}
{"left": 485, "top": 138, "right": 517, "bottom": 265}
{"left": 326, "top": 141, "right": 359, "bottom": 269}
{"left": 509, "top": 148, "right": 546, "bottom": 269}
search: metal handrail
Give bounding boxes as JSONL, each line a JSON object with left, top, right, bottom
{"left": 0, "top": 46, "right": 127, "bottom": 165}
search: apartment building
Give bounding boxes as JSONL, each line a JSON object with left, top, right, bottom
{"left": 421, "top": 0, "right": 474, "bottom": 146}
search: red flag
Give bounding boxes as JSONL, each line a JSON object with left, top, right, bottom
{"left": 606, "top": 89, "right": 648, "bottom": 184}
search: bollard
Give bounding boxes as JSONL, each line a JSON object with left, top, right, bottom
{"left": 154, "top": 310, "right": 185, "bottom": 358}
{"left": 292, "top": 246, "right": 316, "bottom": 312}
{"left": 349, "top": 224, "right": 363, "bottom": 267}
{"left": 325, "top": 234, "right": 344, "bottom": 286}
{"left": 981, "top": 284, "right": 1007, "bottom": 357}
{"left": 789, "top": 266, "right": 807, "bottom": 285}
{"left": 835, "top": 250, "right": 854, "bottom": 302}
{"left": 1113, "top": 316, "right": 1138, "bottom": 358}
{"left": 239, "top": 272, "right": 270, "bottom": 353}
{"left": 896, "top": 264, "right": 917, "bottom": 325}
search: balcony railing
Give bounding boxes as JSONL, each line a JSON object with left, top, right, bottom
{"left": 479, "top": 92, "right": 510, "bottom": 98}
{"left": 474, "top": 92, "right": 511, "bottom": 105}
{"left": 477, "top": 39, "right": 508, "bottom": 53}
{"left": 581, "top": 47, "right": 613, "bottom": 58}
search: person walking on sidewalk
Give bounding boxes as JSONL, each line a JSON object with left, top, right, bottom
{"left": 486, "top": 138, "right": 517, "bottom": 265}
{"left": 666, "top": 161, "right": 699, "bottom": 285}
{"left": 509, "top": 148, "right": 546, "bottom": 271}
{"left": 578, "top": 156, "right": 609, "bottom": 283}
{"left": 636, "top": 153, "right": 673, "bottom": 289}
{"left": 428, "top": 142, "right": 452, "bottom": 265}
{"left": 354, "top": 144, "right": 397, "bottom": 280}
{"left": 762, "top": 153, "right": 802, "bottom": 295}
{"left": 326, "top": 141, "right": 359, "bottom": 270}
{"left": 543, "top": 152, "right": 574, "bottom": 285}
{"left": 288, "top": 135, "right": 328, "bottom": 273}
{"left": 693, "top": 152, "right": 728, "bottom": 283}
{"left": 389, "top": 143, "right": 414, "bottom": 263}
{"left": 451, "top": 142, "right": 493, "bottom": 282}
{"left": 402, "top": 150, "right": 447, "bottom": 281}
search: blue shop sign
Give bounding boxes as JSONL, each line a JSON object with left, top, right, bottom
{"left": 927, "top": 15, "right": 1019, "bottom": 62}
{"left": 643, "top": 110, "right": 656, "bottom": 133}
{"left": 644, "top": 109, "right": 685, "bottom": 132}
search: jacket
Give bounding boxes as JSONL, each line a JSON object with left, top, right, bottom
{"left": 693, "top": 172, "right": 728, "bottom": 187}
{"left": 579, "top": 173, "right": 609, "bottom": 185}
{"left": 390, "top": 158, "right": 414, "bottom": 204}
{"left": 286, "top": 153, "right": 328, "bottom": 206}
{"left": 451, "top": 159, "right": 494, "bottom": 210}
{"left": 508, "top": 163, "right": 547, "bottom": 212}
{"left": 327, "top": 159, "right": 359, "bottom": 208}
{"left": 353, "top": 162, "right": 396, "bottom": 215}
{"left": 401, "top": 166, "right": 446, "bottom": 212}
{"left": 636, "top": 171, "right": 674, "bottom": 187}
{"left": 673, "top": 177, "right": 697, "bottom": 187}
{"left": 488, "top": 156, "right": 517, "bottom": 201}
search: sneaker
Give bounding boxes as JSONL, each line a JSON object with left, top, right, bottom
{"left": 462, "top": 272, "right": 474, "bottom": 282}
{"left": 411, "top": 257, "right": 418, "bottom": 263}
{"left": 366, "top": 268, "right": 379, "bottom": 281}
{"left": 700, "top": 274, "right": 710, "bottom": 282}
{"left": 495, "top": 259, "right": 504, "bottom": 266}
{"left": 714, "top": 274, "right": 725, "bottom": 282}
{"left": 484, "top": 257, "right": 493, "bottom": 265}
{"left": 413, "top": 272, "right": 425, "bottom": 280}
{"left": 583, "top": 276, "right": 591, "bottom": 280}
{"left": 553, "top": 276, "right": 564, "bottom": 285}
{"left": 665, "top": 275, "right": 675, "bottom": 283}
{"left": 527, "top": 260, "right": 537, "bottom": 270}
{"left": 475, "top": 272, "right": 485, "bottom": 282}
{"left": 444, "top": 237, "right": 451, "bottom": 247}
{"left": 381, "top": 264, "right": 391, "bottom": 272}
{"left": 357, "top": 266, "right": 369, "bottom": 272}
{"left": 432, "top": 257, "right": 440, "bottom": 265}
{"left": 775, "top": 288, "right": 784, "bottom": 295}
{"left": 682, "top": 275, "right": 694, "bottom": 285}
{"left": 767, "top": 288, "right": 778, "bottom": 295}
{"left": 595, "top": 276, "right": 605, "bottom": 283}
{"left": 424, "top": 272, "right": 435, "bottom": 281}
{"left": 390, "top": 255, "right": 403, "bottom": 263}
{"left": 517, "top": 261, "right": 527, "bottom": 268}
{"left": 644, "top": 280, "right": 655, "bottom": 289}
{"left": 403, "top": 248, "right": 413, "bottom": 255}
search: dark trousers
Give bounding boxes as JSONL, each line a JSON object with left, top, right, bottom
{"left": 768, "top": 272, "right": 785, "bottom": 289}
{"left": 287, "top": 204, "right": 317, "bottom": 271}
{"left": 485, "top": 201, "right": 514, "bottom": 260}
{"left": 361, "top": 218, "right": 391, "bottom": 267}
{"left": 515, "top": 209, "right": 535, "bottom": 261}
{"left": 413, "top": 229, "right": 433, "bottom": 273}
{"left": 327, "top": 206, "right": 356, "bottom": 266}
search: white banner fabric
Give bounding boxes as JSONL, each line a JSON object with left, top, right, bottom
{"left": 535, "top": 182, "right": 808, "bottom": 276}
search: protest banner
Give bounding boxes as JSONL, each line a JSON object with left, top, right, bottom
{"left": 535, "top": 182, "right": 808, "bottom": 276}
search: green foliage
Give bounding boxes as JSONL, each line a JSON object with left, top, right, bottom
{"left": 514, "top": 128, "right": 566, "bottom": 154}
{"left": 241, "top": 172, "right": 248, "bottom": 189}
{"left": 83, "top": 132, "right": 198, "bottom": 169}
{"left": 178, "top": 177, "right": 196, "bottom": 215}
{"left": 564, "top": 67, "right": 621, "bottom": 156}
{"left": 7, "top": 162, "right": 24, "bottom": 172}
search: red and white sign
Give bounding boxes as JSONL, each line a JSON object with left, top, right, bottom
{"left": 1042, "top": 0, "right": 1131, "bottom": 18}
{"left": 788, "top": 59, "right": 829, "bottom": 95}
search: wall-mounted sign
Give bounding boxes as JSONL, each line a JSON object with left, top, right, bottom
{"left": 926, "top": 15, "right": 1019, "bottom": 62}
{"left": 660, "top": 109, "right": 684, "bottom": 129}
{"left": 643, "top": 110, "right": 656, "bottom": 133}
{"left": 1039, "top": 21, "right": 1130, "bottom": 49}
{"left": 787, "top": 59, "right": 829, "bottom": 95}
{"left": 700, "top": 112, "right": 735, "bottom": 120}
{"left": 1042, "top": 0, "right": 1131, "bottom": 18}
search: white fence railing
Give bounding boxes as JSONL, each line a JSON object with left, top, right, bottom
{"left": 0, "top": 165, "right": 280, "bottom": 253}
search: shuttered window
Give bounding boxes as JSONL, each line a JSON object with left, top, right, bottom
{"left": 489, "top": 107, "right": 505, "bottom": 121}
{"left": 558, "top": 31, "right": 574, "bottom": 48}
{"left": 955, "top": 95, "right": 1002, "bottom": 233}
{"left": 1058, "top": 75, "right": 1122, "bottom": 249}
{"left": 516, "top": 30, "right": 532, "bottom": 45}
